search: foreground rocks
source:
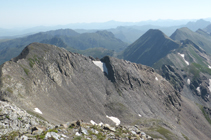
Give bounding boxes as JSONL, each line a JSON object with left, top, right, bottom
{"left": 1, "top": 120, "right": 158, "bottom": 140}
{"left": 0, "top": 100, "right": 160, "bottom": 139}
{"left": 0, "top": 100, "right": 53, "bottom": 136}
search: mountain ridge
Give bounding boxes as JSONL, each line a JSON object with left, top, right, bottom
{"left": 170, "top": 27, "right": 211, "bottom": 54}
{"left": 0, "top": 29, "right": 127, "bottom": 65}
{"left": 1, "top": 43, "right": 211, "bottom": 139}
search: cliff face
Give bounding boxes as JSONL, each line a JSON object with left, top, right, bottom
{"left": 0, "top": 43, "right": 211, "bottom": 139}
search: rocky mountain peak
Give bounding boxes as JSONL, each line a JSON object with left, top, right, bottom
{"left": 0, "top": 43, "right": 181, "bottom": 123}
{"left": 139, "top": 29, "right": 175, "bottom": 43}
{"left": 122, "top": 29, "right": 180, "bottom": 66}
{"left": 170, "top": 27, "right": 191, "bottom": 40}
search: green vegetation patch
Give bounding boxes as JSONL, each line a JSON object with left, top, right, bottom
{"left": 28, "top": 55, "right": 41, "bottom": 68}
{"left": 6, "top": 87, "right": 13, "bottom": 93}
{"left": 182, "top": 133, "right": 189, "bottom": 140}
{"left": 196, "top": 104, "right": 211, "bottom": 125}
{"left": 188, "top": 47, "right": 207, "bottom": 66}
{"left": 23, "top": 67, "right": 29, "bottom": 75}
{"left": 201, "top": 107, "right": 211, "bottom": 125}
{"left": 155, "top": 126, "right": 174, "bottom": 140}
{"left": 73, "top": 136, "right": 82, "bottom": 140}
{"left": 185, "top": 63, "right": 211, "bottom": 80}
{"left": 147, "top": 126, "right": 174, "bottom": 140}
{"left": 192, "top": 63, "right": 211, "bottom": 74}
{"left": 20, "top": 64, "right": 30, "bottom": 76}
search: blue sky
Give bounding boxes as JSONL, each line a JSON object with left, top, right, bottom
{"left": 1, "top": 0, "right": 211, "bottom": 28}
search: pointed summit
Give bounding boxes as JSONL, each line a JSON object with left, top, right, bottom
{"left": 122, "top": 29, "right": 180, "bottom": 66}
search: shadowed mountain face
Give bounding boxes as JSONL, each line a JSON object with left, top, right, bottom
{"left": 170, "top": 27, "right": 211, "bottom": 54}
{"left": 122, "top": 29, "right": 180, "bottom": 66}
{"left": 1, "top": 43, "right": 211, "bottom": 139}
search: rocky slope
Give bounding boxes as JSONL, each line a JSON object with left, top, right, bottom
{"left": 0, "top": 100, "right": 53, "bottom": 137}
{"left": 0, "top": 43, "right": 211, "bottom": 139}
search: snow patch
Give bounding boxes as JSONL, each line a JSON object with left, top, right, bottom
{"left": 138, "top": 114, "right": 142, "bottom": 117}
{"left": 155, "top": 77, "right": 158, "bottom": 81}
{"left": 93, "top": 61, "right": 108, "bottom": 74}
{"left": 196, "top": 87, "right": 201, "bottom": 93}
{"left": 208, "top": 65, "right": 211, "bottom": 69}
{"left": 75, "top": 132, "right": 81, "bottom": 136}
{"left": 208, "top": 79, "right": 211, "bottom": 93}
{"left": 106, "top": 115, "right": 120, "bottom": 126}
{"left": 187, "top": 79, "right": 190, "bottom": 85}
{"left": 34, "top": 108, "right": 42, "bottom": 114}
{"left": 178, "top": 53, "right": 189, "bottom": 65}
{"left": 98, "top": 122, "right": 104, "bottom": 126}
{"left": 90, "top": 120, "right": 97, "bottom": 125}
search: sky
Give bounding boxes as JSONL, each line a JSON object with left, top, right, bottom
{"left": 1, "top": 0, "right": 211, "bottom": 28}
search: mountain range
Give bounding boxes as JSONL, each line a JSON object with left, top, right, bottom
{"left": 1, "top": 18, "right": 211, "bottom": 139}
{"left": 0, "top": 29, "right": 127, "bottom": 65}
{"left": 1, "top": 43, "right": 211, "bottom": 139}
{"left": 1, "top": 19, "right": 210, "bottom": 44}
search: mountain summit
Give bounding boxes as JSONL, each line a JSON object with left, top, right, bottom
{"left": 122, "top": 29, "right": 180, "bottom": 66}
